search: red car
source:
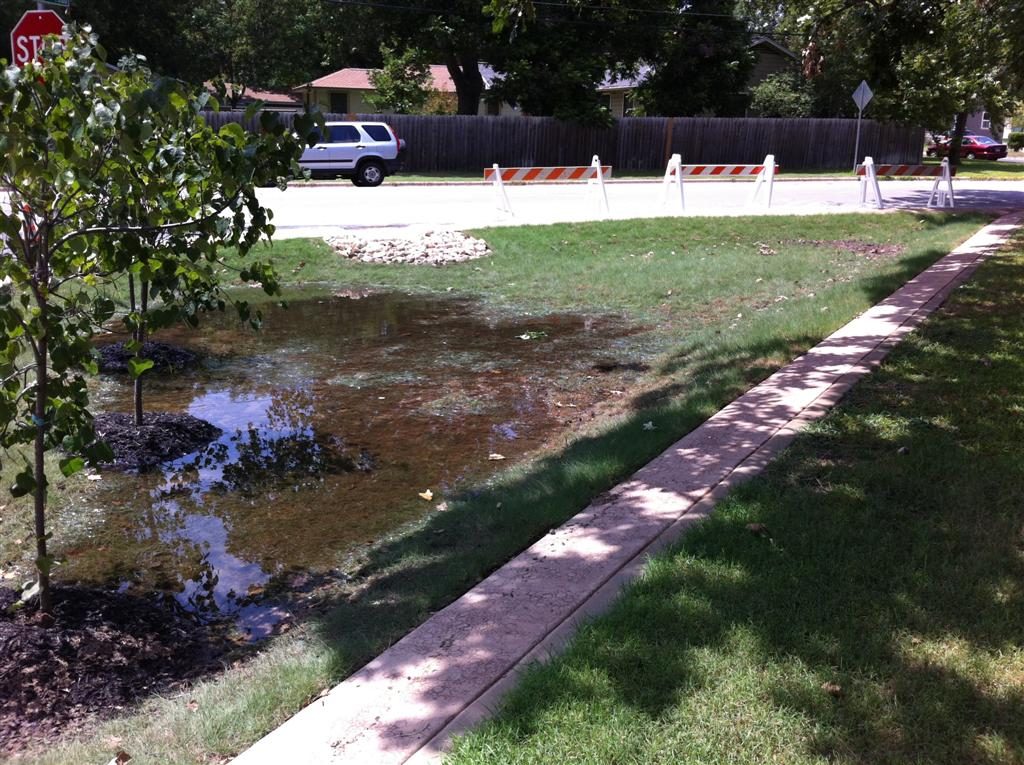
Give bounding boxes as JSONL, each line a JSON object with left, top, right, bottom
{"left": 926, "top": 134, "right": 1008, "bottom": 160}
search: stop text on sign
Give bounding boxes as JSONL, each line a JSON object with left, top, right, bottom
{"left": 10, "top": 10, "right": 66, "bottom": 68}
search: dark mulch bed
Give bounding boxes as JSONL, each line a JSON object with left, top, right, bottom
{"left": 96, "top": 341, "right": 200, "bottom": 374}
{"left": 94, "top": 412, "right": 222, "bottom": 471}
{"left": 0, "top": 585, "right": 224, "bottom": 757}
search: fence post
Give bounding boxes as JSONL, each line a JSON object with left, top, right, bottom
{"left": 662, "top": 153, "right": 684, "bottom": 212}
{"left": 662, "top": 118, "right": 676, "bottom": 167}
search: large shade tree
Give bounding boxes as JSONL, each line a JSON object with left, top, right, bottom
{"left": 801, "top": 0, "right": 1020, "bottom": 161}
{"left": 484, "top": 0, "right": 754, "bottom": 120}
{"left": 0, "top": 26, "right": 312, "bottom": 613}
{"left": 633, "top": 0, "right": 754, "bottom": 116}
{"left": 3, "top": 0, "right": 330, "bottom": 94}
{"left": 734, "top": 0, "right": 1023, "bottom": 161}
{"left": 323, "top": 0, "right": 697, "bottom": 121}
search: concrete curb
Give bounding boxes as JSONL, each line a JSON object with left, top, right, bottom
{"left": 231, "top": 211, "right": 1023, "bottom": 765}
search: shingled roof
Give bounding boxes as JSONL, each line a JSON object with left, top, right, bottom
{"left": 297, "top": 66, "right": 457, "bottom": 92}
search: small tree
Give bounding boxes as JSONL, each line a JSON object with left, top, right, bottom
{"left": 0, "top": 26, "right": 313, "bottom": 613}
{"left": 367, "top": 44, "right": 432, "bottom": 114}
{"left": 749, "top": 72, "right": 815, "bottom": 117}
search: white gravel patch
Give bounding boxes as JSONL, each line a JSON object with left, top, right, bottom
{"left": 325, "top": 230, "right": 490, "bottom": 265}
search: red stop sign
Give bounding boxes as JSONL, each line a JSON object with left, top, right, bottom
{"left": 10, "top": 10, "right": 65, "bottom": 68}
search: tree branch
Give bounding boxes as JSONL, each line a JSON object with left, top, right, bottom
{"left": 48, "top": 191, "right": 244, "bottom": 255}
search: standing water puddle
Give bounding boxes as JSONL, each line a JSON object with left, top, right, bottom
{"left": 63, "top": 292, "right": 644, "bottom": 638}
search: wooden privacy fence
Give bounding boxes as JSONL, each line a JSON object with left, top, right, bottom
{"left": 201, "top": 111, "right": 924, "bottom": 172}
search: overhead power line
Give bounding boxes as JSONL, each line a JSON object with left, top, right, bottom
{"left": 320, "top": 0, "right": 767, "bottom": 22}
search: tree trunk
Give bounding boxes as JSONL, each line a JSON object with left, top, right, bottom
{"left": 32, "top": 230, "right": 52, "bottom": 615}
{"left": 33, "top": 338, "right": 51, "bottom": 614}
{"left": 446, "top": 55, "right": 484, "bottom": 115}
{"left": 133, "top": 281, "right": 148, "bottom": 427}
{"left": 947, "top": 111, "right": 969, "bottom": 167}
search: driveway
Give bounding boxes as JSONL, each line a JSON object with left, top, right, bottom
{"left": 258, "top": 177, "right": 1024, "bottom": 239}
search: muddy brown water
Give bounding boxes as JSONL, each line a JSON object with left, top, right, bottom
{"left": 62, "top": 292, "right": 644, "bottom": 638}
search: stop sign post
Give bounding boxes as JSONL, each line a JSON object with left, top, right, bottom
{"left": 10, "top": 9, "right": 65, "bottom": 68}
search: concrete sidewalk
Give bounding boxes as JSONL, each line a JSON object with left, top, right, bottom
{"left": 231, "top": 212, "right": 1023, "bottom": 765}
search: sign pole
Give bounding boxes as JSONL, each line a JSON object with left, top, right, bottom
{"left": 851, "top": 80, "right": 873, "bottom": 172}
{"left": 853, "top": 105, "right": 864, "bottom": 172}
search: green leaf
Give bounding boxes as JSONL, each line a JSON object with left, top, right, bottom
{"left": 59, "top": 456, "right": 85, "bottom": 477}
{"left": 85, "top": 440, "right": 115, "bottom": 466}
{"left": 244, "top": 100, "right": 265, "bottom": 122}
{"left": 221, "top": 122, "right": 245, "bottom": 143}
{"left": 127, "top": 357, "right": 155, "bottom": 379}
{"left": 35, "top": 554, "right": 59, "bottom": 576}
{"left": 10, "top": 467, "right": 35, "bottom": 498}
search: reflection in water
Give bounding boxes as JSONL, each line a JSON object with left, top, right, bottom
{"left": 64, "top": 292, "right": 644, "bottom": 638}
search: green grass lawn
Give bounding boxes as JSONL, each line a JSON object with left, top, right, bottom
{"left": 16, "top": 212, "right": 998, "bottom": 765}
{"left": 446, "top": 235, "right": 1024, "bottom": 764}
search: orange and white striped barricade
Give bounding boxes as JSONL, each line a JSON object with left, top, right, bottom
{"left": 484, "top": 156, "right": 613, "bottom": 218}
{"left": 856, "top": 157, "right": 956, "bottom": 209}
{"left": 662, "top": 154, "right": 778, "bottom": 211}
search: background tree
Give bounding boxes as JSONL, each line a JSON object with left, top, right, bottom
{"left": 0, "top": 26, "right": 311, "bottom": 613}
{"left": 634, "top": 0, "right": 754, "bottom": 117}
{"left": 179, "top": 0, "right": 329, "bottom": 97}
{"left": 367, "top": 44, "right": 433, "bottom": 114}
{"left": 320, "top": 0, "right": 490, "bottom": 115}
{"left": 749, "top": 71, "right": 814, "bottom": 117}
{"left": 484, "top": 1, "right": 668, "bottom": 123}
{"left": 3, "top": 0, "right": 329, "bottom": 95}
{"left": 792, "top": 0, "right": 1021, "bottom": 162}
{"left": 325, "top": 0, "right": 682, "bottom": 121}
{"left": 483, "top": 0, "right": 754, "bottom": 120}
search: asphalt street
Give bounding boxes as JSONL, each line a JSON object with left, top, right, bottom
{"left": 258, "top": 176, "right": 1024, "bottom": 239}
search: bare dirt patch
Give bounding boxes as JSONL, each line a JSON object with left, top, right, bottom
{"left": 782, "top": 238, "right": 907, "bottom": 259}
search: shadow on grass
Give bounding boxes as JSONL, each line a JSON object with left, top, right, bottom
{"left": 302, "top": 218, "right": 995, "bottom": 676}
{"left": 448, "top": 254, "right": 1024, "bottom": 764}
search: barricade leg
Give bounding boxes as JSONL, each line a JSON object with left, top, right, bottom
{"left": 927, "top": 158, "right": 955, "bottom": 208}
{"left": 662, "top": 153, "right": 684, "bottom": 212}
{"left": 749, "top": 154, "right": 776, "bottom": 208}
{"left": 588, "top": 154, "right": 610, "bottom": 218}
{"left": 491, "top": 163, "right": 514, "bottom": 216}
{"left": 859, "top": 157, "right": 883, "bottom": 209}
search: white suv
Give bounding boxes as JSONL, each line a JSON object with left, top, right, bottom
{"left": 299, "top": 121, "right": 405, "bottom": 186}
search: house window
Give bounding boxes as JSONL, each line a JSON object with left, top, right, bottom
{"left": 623, "top": 92, "right": 635, "bottom": 117}
{"left": 980, "top": 111, "right": 991, "bottom": 129}
{"left": 329, "top": 92, "right": 348, "bottom": 115}
{"left": 486, "top": 99, "right": 500, "bottom": 116}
